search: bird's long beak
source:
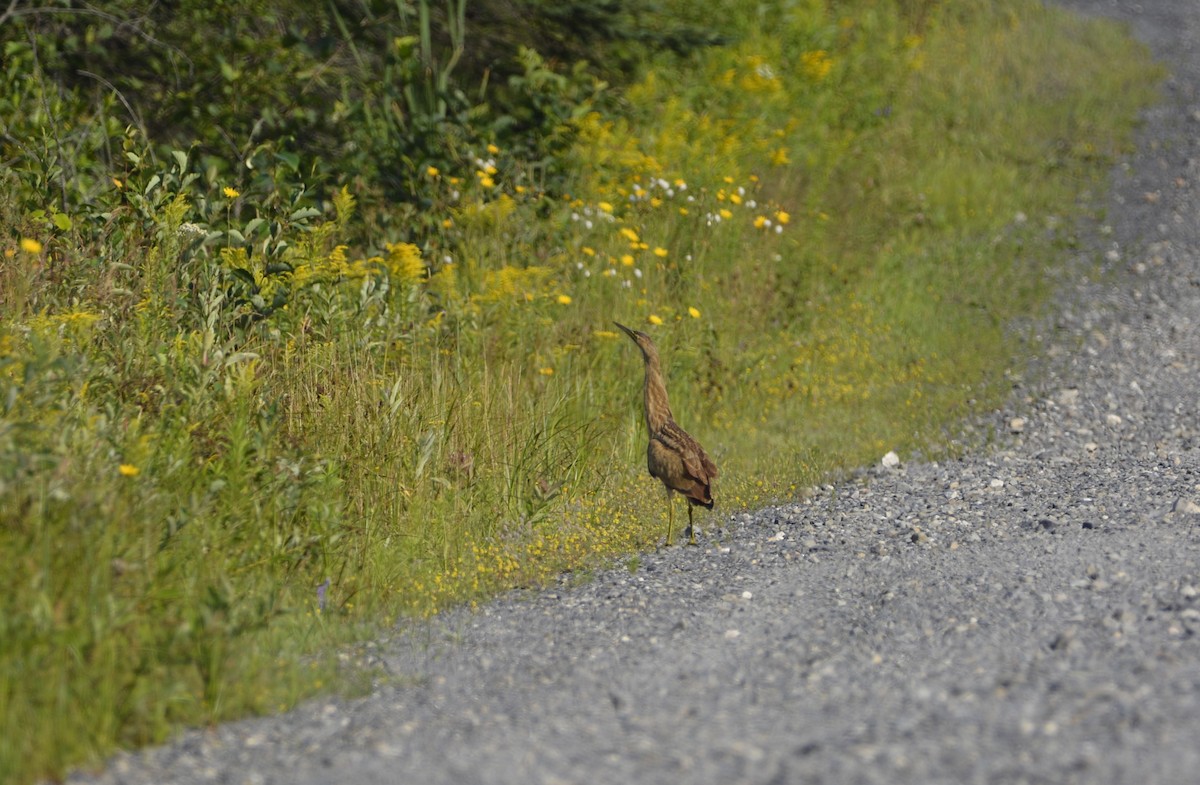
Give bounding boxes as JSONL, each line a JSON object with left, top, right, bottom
{"left": 613, "top": 321, "right": 637, "bottom": 341}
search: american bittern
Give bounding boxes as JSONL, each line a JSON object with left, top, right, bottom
{"left": 615, "top": 321, "right": 718, "bottom": 546}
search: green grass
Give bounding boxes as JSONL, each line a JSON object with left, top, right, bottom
{"left": 0, "top": 1, "right": 1161, "bottom": 783}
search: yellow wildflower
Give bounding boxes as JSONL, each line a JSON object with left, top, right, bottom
{"left": 729, "top": 193, "right": 743, "bottom": 205}
{"left": 801, "top": 50, "right": 833, "bottom": 81}
{"left": 754, "top": 216, "right": 768, "bottom": 229}
{"left": 385, "top": 242, "right": 424, "bottom": 285}
{"left": 487, "top": 143, "right": 500, "bottom": 154}
{"left": 775, "top": 210, "right": 791, "bottom": 225}
{"left": 620, "top": 255, "right": 634, "bottom": 266}
{"left": 647, "top": 314, "right": 663, "bottom": 326}
{"left": 594, "top": 330, "right": 618, "bottom": 339}
{"left": 19, "top": 238, "right": 43, "bottom": 254}
{"left": 426, "top": 165, "right": 440, "bottom": 177}
{"left": 598, "top": 202, "right": 614, "bottom": 213}
{"left": 118, "top": 464, "right": 140, "bottom": 477}
{"left": 619, "top": 227, "right": 640, "bottom": 243}
{"left": 688, "top": 307, "right": 701, "bottom": 319}
{"left": 557, "top": 294, "right": 572, "bottom": 305}
{"left": 538, "top": 367, "right": 554, "bottom": 376}
{"left": 653, "top": 247, "right": 668, "bottom": 258}
{"left": 719, "top": 209, "right": 733, "bottom": 220}
{"left": 223, "top": 186, "right": 240, "bottom": 198}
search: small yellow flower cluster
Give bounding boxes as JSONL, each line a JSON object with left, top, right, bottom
{"left": 801, "top": 50, "right": 833, "bottom": 81}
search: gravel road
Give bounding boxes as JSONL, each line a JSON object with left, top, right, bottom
{"left": 68, "top": 2, "right": 1200, "bottom": 784}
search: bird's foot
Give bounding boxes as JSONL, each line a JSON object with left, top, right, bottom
{"left": 685, "top": 526, "right": 699, "bottom": 547}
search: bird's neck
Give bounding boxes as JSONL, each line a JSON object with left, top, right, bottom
{"left": 642, "top": 357, "right": 673, "bottom": 433}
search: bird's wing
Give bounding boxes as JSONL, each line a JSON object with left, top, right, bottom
{"left": 652, "top": 422, "right": 716, "bottom": 504}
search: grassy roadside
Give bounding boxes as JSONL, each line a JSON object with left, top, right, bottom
{"left": 0, "top": 2, "right": 1160, "bottom": 782}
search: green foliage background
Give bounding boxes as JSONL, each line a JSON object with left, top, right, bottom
{"left": 0, "top": 1, "right": 1160, "bottom": 782}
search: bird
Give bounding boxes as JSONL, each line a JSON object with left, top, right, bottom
{"left": 614, "top": 321, "right": 718, "bottom": 546}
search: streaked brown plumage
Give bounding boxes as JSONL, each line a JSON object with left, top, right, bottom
{"left": 615, "top": 321, "right": 718, "bottom": 546}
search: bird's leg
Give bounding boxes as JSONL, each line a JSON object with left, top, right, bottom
{"left": 665, "top": 489, "right": 674, "bottom": 546}
{"left": 685, "top": 504, "right": 698, "bottom": 547}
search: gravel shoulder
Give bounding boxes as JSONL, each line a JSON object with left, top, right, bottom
{"left": 69, "top": 3, "right": 1200, "bottom": 784}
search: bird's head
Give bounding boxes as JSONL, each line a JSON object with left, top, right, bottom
{"left": 613, "top": 321, "right": 659, "bottom": 362}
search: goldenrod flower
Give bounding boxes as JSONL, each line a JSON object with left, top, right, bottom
{"left": 385, "top": 242, "right": 424, "bottom": 285}
{"left": 119, "top": 464, "right": 140, "bottom": 477}
{"left": 598, "top": 201, "right": 614, "bottom": 213}
{"left": 619, "top": 227, "right": 640, "bottom": 243}
{"left": 426, "top": 165, "right": 440, "bottom": 177}
{"left": 688, "top": 307, "right": 701, "bottom": 319}
{"left": 776, "top": 210, "right": 791, "bottom": 225}
{"left": 19, "top": 238, "right": 43, "bottom": 254}
{"left": 620, "top": 254, "right": 635, "bottom": 266}
{"left": 754, "top": 215, "right": 768, "bottom": 229}
{"left": 653, "top": 247, "right": 668, "bottom": 258}
{"left": 557, "top": 294, "right": 572, "bottom": 305}
{"left": 647, "top": 314, "right": 663, "bottom": 326}
{"left": 487, "top": 143, "right": 500, "bottom": 154}
{"left": 223, "top": 186, "right": 240, "bottom": 198}
{"left": 801, "top": 50, "right": 833, "bottom": 80}
{"left": 729, "top": 193, "right": 743, "bottom": 205}
{"left": 719, "top": 208, "right": 733, "bottom": 220}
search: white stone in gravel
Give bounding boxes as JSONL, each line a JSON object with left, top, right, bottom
{"left": 1010, "top": 417, "right": 1027, "bottom": 433}
{"left": 724, "top": 629, "right": 741, "bottom": 640}
{"left": 1170, "top": 497, "right": 1200, "bottom": 515}
{"left": 881, "top": 451, "right": 901, "bottom": 468}
{"left": 1106, "top": 413, "right": 1124, "bottom": 427}
{"left": 990, "top": 479, "right": 1005, "bottom": 489}
{"left": 741, "top": 591, "right": 753, "bottom": 600}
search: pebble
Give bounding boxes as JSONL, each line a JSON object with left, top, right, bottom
{"left": 882, "top": 451, "right": 901, "bottom": 468}
{"left": 1170, "top": 497, "right": 1200, "bottom": 515}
